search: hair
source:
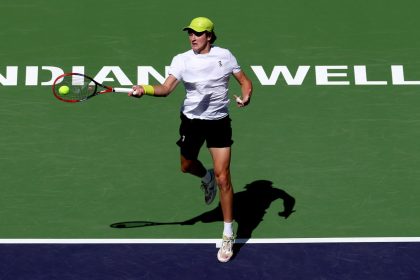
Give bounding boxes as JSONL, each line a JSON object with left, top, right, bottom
{"left": 208, "top": 31, "right": 217, "bottom": 44}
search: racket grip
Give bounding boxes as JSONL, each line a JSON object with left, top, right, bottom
{"left": 113, "top": 87, "right": 133, "bottom": 93}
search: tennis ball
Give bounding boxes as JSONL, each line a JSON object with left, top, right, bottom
{"left": 58, "top": 85, "right": 70, "bottom": 95}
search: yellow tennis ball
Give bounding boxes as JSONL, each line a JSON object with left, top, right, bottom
{"left": 58, "top": 85, "right": 70, "bottom": 95}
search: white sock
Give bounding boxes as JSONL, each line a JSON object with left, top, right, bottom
{"left": 201, "top": 170, "right": 212, "bottom": 184}
{"left": 223, "top": 222, "right": 234, "bottom": 237}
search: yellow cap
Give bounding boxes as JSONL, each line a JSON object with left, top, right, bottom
{"left": 183, "top": 17, "right": 214, "bottom": 33}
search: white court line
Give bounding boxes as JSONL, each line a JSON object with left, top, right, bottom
{"left": 1, "top": 237, "right": 420, "bottom": 248}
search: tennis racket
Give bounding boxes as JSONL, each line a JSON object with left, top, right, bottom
{"left": 52, "top": 72, "right": 133, "bottom": 103}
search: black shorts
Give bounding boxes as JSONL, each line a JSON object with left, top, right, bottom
{"left": 176, "top": 113, "right": 233, "bottom": 160}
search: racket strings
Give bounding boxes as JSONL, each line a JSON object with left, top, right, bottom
{"left": 54, "top": 74, "right": 96, "bottom": 101}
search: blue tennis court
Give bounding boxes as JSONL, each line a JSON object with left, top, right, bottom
{"left": 1, "top": 242, "right": 420, "bottom": 279}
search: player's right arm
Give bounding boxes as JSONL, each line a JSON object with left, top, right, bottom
{"left": 130, "top": 74, "right": 180, "bottom": 98}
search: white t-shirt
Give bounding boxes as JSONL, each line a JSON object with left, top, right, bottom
{"left": 168, "top": 46, "right": 241, "bottom": 120}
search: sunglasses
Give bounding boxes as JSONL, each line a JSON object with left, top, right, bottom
{"left": 187, "top": 30, "right": 206, "bottom": 37}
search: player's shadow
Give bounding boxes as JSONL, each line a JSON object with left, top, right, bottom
{"left": 111, "top": 180, "right": 295, "bottom": 256}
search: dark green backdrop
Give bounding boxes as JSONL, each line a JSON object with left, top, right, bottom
{"left": 1, "top": 0, "right": 420, "bottom": 238}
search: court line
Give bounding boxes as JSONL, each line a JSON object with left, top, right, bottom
{"left": 1, "top": 237, "right": 420, "bottom": 246}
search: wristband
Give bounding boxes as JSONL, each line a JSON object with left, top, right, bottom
{"left": 142, "top": 85, "right": 155, "bottom": 95}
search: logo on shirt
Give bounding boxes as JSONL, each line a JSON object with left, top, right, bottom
{"left": 218, "top": 61, "right": 222, "bottom": 67}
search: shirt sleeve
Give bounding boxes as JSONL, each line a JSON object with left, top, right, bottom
{"left": 228, "top": 50, "right": 241, "bottom": 74}
{"left": 168, "top": 54, "right": 184, "bottom": 81}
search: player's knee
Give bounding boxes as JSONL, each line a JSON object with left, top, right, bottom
{"left": 215, "top": 172, "right": 231, "bottom": 191}
{"left": 180, "top": 159, "right": 197, "bottom": 174}
{"left": 180, "top": 162, "right": 191, "bottom": 173}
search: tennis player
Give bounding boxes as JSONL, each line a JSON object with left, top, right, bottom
{"left": 130, "top": 16, "right": 252, "bottom": 262}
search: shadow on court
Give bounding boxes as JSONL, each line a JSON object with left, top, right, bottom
{"left": 111, "top": 180, "right": 295, "bottom": 256}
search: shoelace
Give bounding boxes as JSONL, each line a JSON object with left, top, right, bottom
{"left": 221, "top": 238, "right": 233, "bottom": 253}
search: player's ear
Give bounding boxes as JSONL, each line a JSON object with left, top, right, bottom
{"left": 209, "top": 32, "right": 217, "bottom": 44}
{"left": 205, "top": 31, "right": 215, "bottom": 44}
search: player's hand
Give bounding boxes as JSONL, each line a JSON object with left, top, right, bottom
{"left": 129, "top": 85, "right": 145, "bottom": 98}
{"left": 234, "top": 94, "right": 250, "bottom": 107}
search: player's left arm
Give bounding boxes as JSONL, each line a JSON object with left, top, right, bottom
{"left": 233, "top": 70, "right": 252, "bottom": 107}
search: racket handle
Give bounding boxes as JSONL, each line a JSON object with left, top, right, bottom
{"left": 113, "top": 87, "right": 133, "bottom": 93}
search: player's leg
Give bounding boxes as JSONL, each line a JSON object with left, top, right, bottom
{"left": 210, "top": 147, "right": 235, "bottom": 262}
{"left": 180, "top": 155, "right": 206, "bottom": 177}
{"left": 177, "top": 113, "right": 207, "bottom": 177}
{"left": 209, "top": 147, "right": 233, "bottom": 223}
{"left": 180, "top": 155, "right": 217, "bottom": 204}
{"left": 177, "top": 115, "right": 217, "bottom": 204}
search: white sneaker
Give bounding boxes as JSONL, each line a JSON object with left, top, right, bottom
{"left": 201, "top": 169, "right": 217, "bottom": 205}
{"left": 217, "top": 235, "right": 235, "bottom": 262}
